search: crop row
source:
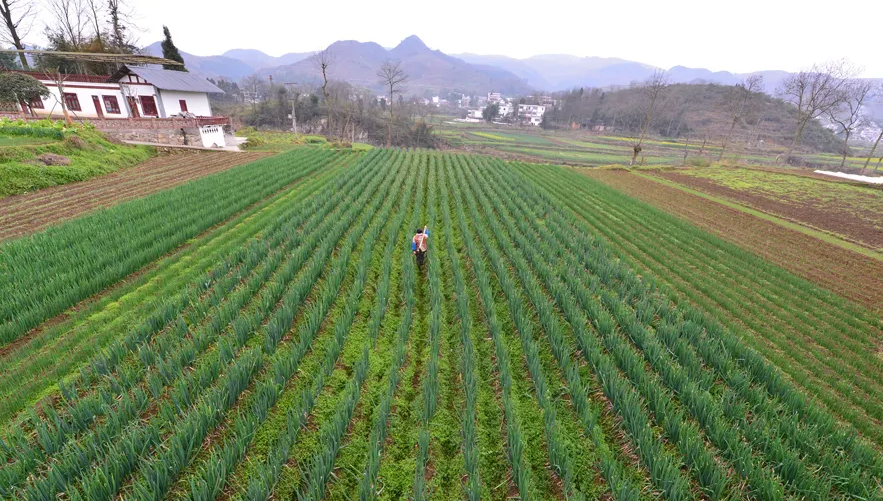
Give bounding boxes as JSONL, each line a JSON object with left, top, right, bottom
{"left": 1, "top": 156, "right": 364, "bottom": 497}
{"left": 515, "top": 163, "right": 883, "bottom": 447}
{"left": 1, "top": 149, "right": 399, "bottom": 500}
{"left": 493, "top": 159, "right": 882, "bottom": 497}
{"left": 0, "top": 148, "right": 347, "bottom": 346}
{"left": 0, "top": 156, "right": 349, "bottom": 425}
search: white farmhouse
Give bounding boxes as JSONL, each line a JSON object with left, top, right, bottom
{"left": 13, "top": 66, "right": 224, "bottom": 119}
{"left": 107, "top": 66, "right": 224, "bottom": 117}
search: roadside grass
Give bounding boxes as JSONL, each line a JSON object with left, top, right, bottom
{"left": 241, "top": 127, "right": 375, "bottom": 152}
{"left": 0, "top": 136, "right": 58, "bottom": 147}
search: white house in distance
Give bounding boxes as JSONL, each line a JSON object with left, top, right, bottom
{"left": 518, "top": 104, "right": 546, "bottom": 126}
{"left": 14, "top": 65, "right": 224, "bottom": 119}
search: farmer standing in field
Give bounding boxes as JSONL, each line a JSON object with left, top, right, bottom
{"left": 413, "top": 225, "right": 429, "bottom": 267}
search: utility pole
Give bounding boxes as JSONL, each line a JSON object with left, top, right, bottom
{"left": 284, "top": 82, "right": 298, "bottom": 139}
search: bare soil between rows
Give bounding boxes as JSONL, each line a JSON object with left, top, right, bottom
{"left": 0, "top": 150, "right": 270, "bottom": 241}
{"left": 584, "top": 169, "right": 883, "bottom": 311}
{"left": 651, "top": 170, "right": 883, "bottom": 250}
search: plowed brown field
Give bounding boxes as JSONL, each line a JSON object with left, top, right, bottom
{"left": 651, "top": 169, "right": 883, "bottom": 250}
{"left": 0, "top": 151, "right": 270, "bottom": 241}
{"left": 583, "top": 168, "right": 883, "bottom": 310}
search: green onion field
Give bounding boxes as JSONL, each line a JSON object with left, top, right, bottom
{"left": 1, "top": 148, "right": 881, "bottom": 501}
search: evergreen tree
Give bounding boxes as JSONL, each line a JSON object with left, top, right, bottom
{"left": 160, "top": 25, "right": 186, "bottom": 71}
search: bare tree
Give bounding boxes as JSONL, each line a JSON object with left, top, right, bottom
{"left": 42, "top": 68, "right": 73, "bottom": 124}
{"left": 630, "top": 69, "right": 669, "bottom": 165}
{"left": 84, "top": 0, "right": 103, "bottom": 44}
{"left": 310, "top": 49, "right": 335, "bottom": 136}
{"left": 827, "top": 79, "right": 874, "bottom": 169}
{"left": 863, "top": 130, "right": 883, "bottom": 175}
{"left": 778, "top": 60, "right": 856, "bottom": 164}
{"left": 241, "top": 74, "right": 268, "bottom": 119}
{"left": 46, "top": 0, "right": 90, "bottom": 47}
{"left": 861, "top": 83, "right": 883, "bottom": 175}
{"left": 118, "top": 81, "right": 138, "bottom": 116}
{"left": 718, "top": 75, "right": 764, "bottom": 161}
{"left": 0, "top": 0, "right": 34, "bottom": 68}
{"left": 377, "top": 59, "right": 408, "bottom": 147}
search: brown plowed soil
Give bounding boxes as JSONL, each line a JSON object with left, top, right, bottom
{"left": 0, "top": 150, "right": 270, "bottom": 241}
{"left": 651, "top": 170, "right": 883, "bottom": 250}
{"left": 583, "top": 169, "right": 883, "bottom": 310}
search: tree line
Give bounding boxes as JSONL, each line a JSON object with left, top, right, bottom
{"left": 217, "top": 49, "right": 435, "bottom": 148}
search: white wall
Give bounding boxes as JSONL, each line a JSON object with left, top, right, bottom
{"left": 159, "top": 90, "right": 213, "bottom": 117}
{"left": 199, "top": 125, "right": 226, "bottom": 148}
{"left": 31, "top": 83, "right": 127, "bottom": 118}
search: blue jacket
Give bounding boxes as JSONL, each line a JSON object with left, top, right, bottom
{"left": 412, "top": 229, "right": 429, "bottom": 251}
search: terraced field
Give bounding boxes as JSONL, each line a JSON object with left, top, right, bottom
{"left": 582, "top": 168, "right": 883, "bottom": 309}
{"left": 0, "top": 151, "right": 270, "bottom": 241}
{"left": 650, "top": 166, "right": 883, "bottom": 250}
{"left": 438, "top": 123, "right": 881, "bottom": 171}
{"left": 1, "top": 149, "right": 881, "bottom": 501}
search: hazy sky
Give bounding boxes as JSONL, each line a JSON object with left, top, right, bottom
{"left": 39, "top": 0, "right": 883, "bottom": 76}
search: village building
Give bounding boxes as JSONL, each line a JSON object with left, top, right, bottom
{"left": 4, "top": 66, "right": 233, "bottom": 148}
{"left": 13, "top": 66, "right": 223, "bottom": 119}
{"left": 517, "top": 104, "right": 546, "bottom": 126}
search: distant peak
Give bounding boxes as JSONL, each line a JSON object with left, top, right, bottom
{"left": 393, "top": 35, "right": 429, "bottom": 53}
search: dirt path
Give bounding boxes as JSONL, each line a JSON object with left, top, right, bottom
{"left": 0, "top": 151, "right": 270, "bottom": 241}
{"left": 583, "top": 169, "right": 883, "bottom": 311}
{"left": 651, "top": 170, "right": 883, "bottom": 250}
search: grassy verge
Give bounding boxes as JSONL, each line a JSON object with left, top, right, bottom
{"left": 0, "top": 120, "right": 153, "bottom": 197}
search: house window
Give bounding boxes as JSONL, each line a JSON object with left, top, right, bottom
{"left": 139, "top": 96, "right": 158, "bottom": 116}
{"left": 103, "top": 96, "right": 121, "bottom": 114}
{"left": 179, "top": 100, "right": 188, "bottom": 112}
{"left": 64, "top": 93, "right": 81, "bottom": 111}
{"left": 28, "top": 97, "right": 44, "bottom": 109}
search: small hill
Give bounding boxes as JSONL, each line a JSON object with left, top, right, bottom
{"left": 547, "top": 83, "right": 845, "bottom": 154}
{"left": 257, "top": 35, "right": 533, "bottom": 95}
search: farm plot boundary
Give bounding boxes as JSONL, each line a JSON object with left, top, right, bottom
{"left": 0, "top": 151, "right": 271, "bottom": 242}
{"left": 583, "top": 168, "right": 883, "bottom": 310}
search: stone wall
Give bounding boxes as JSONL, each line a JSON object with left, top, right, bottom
{"left": 0, "top": 113, "right": 231, "bottom": 147}
{"left": 104, "top": 127, "right": 203, "bottom": 146}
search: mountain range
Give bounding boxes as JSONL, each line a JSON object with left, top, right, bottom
{"left": 145, "top": 35, "right": 795, "bottom": 94}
